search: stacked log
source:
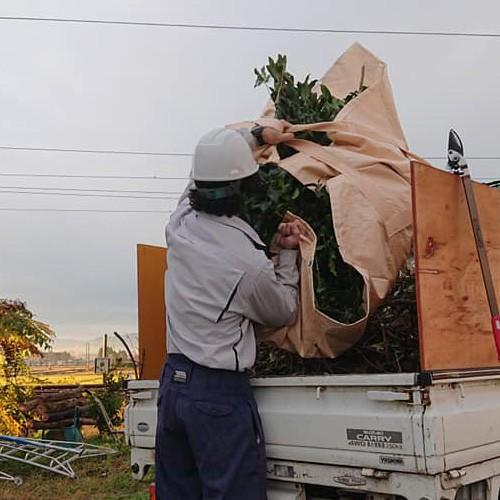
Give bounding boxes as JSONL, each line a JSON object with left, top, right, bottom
{"left": 20, "top": 387, "right": 97, "bottom": 430}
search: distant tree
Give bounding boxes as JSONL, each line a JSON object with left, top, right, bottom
{"left": 42, "top": 350, "right": 73, "bottom": 362}
{"left": 0, "top": 299, "right": 54, "bottom": 434}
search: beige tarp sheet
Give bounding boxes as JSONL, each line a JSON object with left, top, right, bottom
{"left": 234, "top": 43, "right": 419, "bottom": 357}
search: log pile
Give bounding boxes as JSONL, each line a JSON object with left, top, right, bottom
{"left": 20, "top": 387, "right": 96, "bottom": 430}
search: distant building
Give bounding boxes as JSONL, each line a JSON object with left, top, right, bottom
{"left": 26, "top": 351, "right": 83, "bottom": 367}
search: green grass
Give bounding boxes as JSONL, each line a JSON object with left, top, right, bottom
{"left": 0, "top": 437, "right": 153, "bottom": 500}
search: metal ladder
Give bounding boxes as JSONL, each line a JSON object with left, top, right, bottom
{"left": 0, "top": 469, "right": 23, "bottom": 486}
{"left": 0, "top": 435, "right": 115, "bottom": 483}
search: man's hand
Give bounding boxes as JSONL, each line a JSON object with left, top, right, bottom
{"left": 274, "top": 220, "right": 306, "bottom": 250}
{"left": 261, "top": 122, "right": 294, "bottom": 145}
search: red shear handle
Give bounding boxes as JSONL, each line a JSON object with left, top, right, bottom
{"left": 493, "top": 315, "right": 500, "bottom": 360}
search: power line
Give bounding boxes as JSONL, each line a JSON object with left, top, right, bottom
{"left": 1, "top": 16, "right": 500, "bottom": 39}
{"left": 425, "top": 156, "right": 500, "bottom": 160}
{"left": 0, "top": 173, "right": 189, "bottom": 180}
{"left": 0, "top": 208, "right": 171, "bottom": 213}
{"left": 0, "top": 144, "right": 498, "bottom": 161}
{"left": 0, "top": 185, "right": 182, "bottom": 195}
{"left": 0, "top": 171, "right": 495, "bottom": 182}
{"left": 0, "top": 190, "right": 180, "bottom": 200}
{"left": 0, "top": 145, "right": 192, "bottom": 156}
{"left": 0, "top": 146, "right": 499, "bottom": 160}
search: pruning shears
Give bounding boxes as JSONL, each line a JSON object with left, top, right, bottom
{"left": 447, "top": 129, "right": 500, "bottom": 359}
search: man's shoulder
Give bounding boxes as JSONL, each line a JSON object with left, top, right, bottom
{"left": 202, "top": 216, "right": 270, "bottom": 271}
{"left": 167, "top": 209, "right": 270, "bottom": 271}
{"left": 219, "top": 225, "right": 269, "bottom": 269}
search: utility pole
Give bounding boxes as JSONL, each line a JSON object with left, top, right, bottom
{"left": 102, "top": 334, "right": 108, "bottom": 384}
{"left": 103, "top": 333, "right": 108, "bottom": 358}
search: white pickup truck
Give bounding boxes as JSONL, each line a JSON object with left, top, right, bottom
{"left": 124, "top": 367, "right": 500, "bottom": 499}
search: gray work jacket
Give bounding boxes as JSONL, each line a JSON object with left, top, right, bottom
{"left": 165, "top": 185, "right": 299, "bottom": 372}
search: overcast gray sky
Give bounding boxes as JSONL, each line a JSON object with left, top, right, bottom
{"left": 1, "top": 0, "right": 499, "bottom": 343}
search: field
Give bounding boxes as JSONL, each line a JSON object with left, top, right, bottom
{"left": 0, "top": 436, "right": 154, "bottom": 500}
{"left": 29, "top": 365, "right": 135, "bottom": 386}
{"left": 31, "top": 366, "right": 103, "bottom": 385}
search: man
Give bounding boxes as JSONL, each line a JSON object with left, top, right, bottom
{"left": 155, "top": 122, "right": 303, "bottom": 499}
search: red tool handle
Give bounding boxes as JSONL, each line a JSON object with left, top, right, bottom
{"left": 493, "top": 315, "right": 500, "bottom": 360}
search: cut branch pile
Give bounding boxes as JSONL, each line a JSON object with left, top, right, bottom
{"left": 20, "top": 387, "right": 96, "bottom": 430}
{"left": 252, "top": 271, "right": 419, "bottom": 376}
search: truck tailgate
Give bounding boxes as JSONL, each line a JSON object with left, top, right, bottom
{"left": 253, "top": 372, "right": 500, "bottom": 475}
{"left": 252, "top": 373, "right": 427, "bottom": 474}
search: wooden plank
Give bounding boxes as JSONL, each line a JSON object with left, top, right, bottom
{"left": 137, "top": 244, "right": 167, "bottom": 379}
{"left": 412, "top": 161, "right": 500, "bottom": 370}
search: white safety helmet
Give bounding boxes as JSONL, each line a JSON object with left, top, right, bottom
{"left": 192, "top": 127, "right": 259, "bottom": 182}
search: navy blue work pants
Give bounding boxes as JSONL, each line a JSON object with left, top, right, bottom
{"left": 155, "top": 354, "right": 267, "bottom": 500}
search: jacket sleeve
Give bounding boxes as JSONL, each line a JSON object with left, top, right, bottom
{"left": 237, "top": 250, "right": 299, "bottom": 328}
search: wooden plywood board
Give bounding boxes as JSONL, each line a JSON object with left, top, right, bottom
{"left": 137, "top": 244, "right": 167, "bottom": 379}
{"left": 412, "top": 161, "right": 500, "bottom": 370}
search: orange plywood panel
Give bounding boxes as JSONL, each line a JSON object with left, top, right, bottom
{"left": 137, "top": 244, "right": 167, "bottom": 379}
{"left": 412, "top": 161, "right": 500, "bottom": 370}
